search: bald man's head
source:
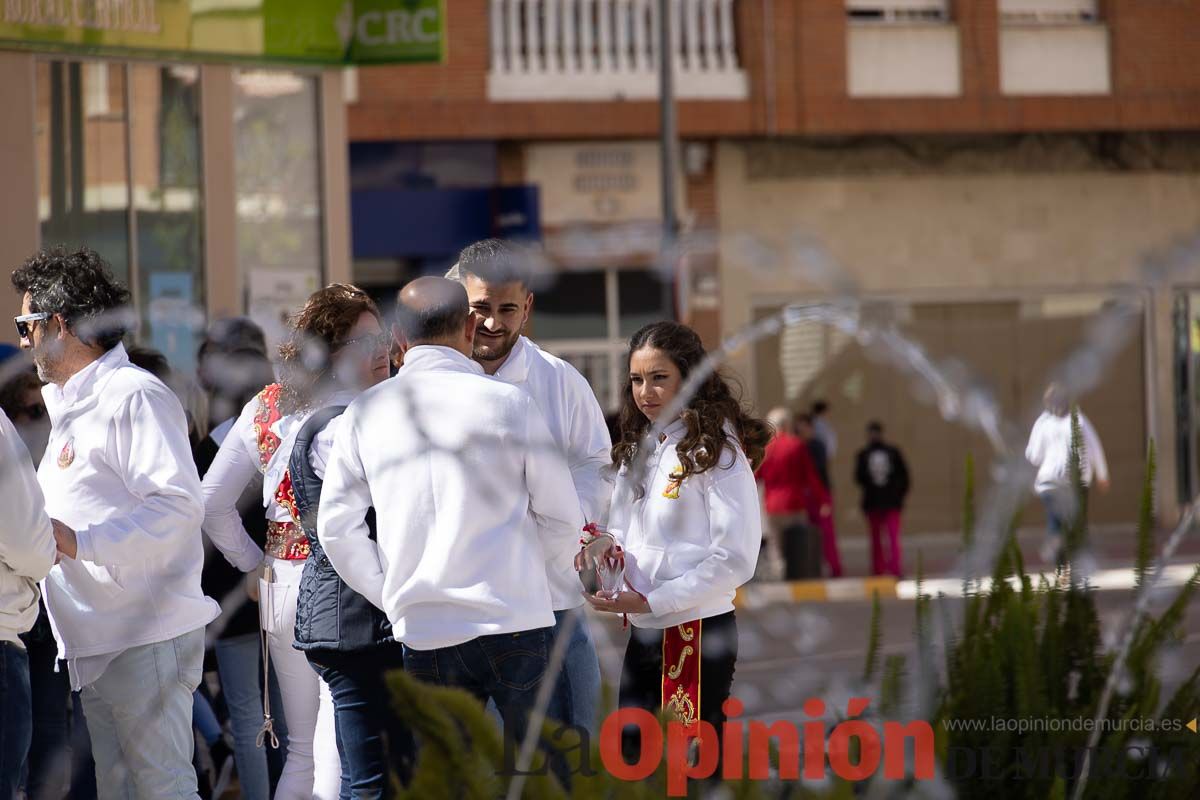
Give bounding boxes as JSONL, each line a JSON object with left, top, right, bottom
{"left": 394, "top": 277, "right": 472, "bottom": 351}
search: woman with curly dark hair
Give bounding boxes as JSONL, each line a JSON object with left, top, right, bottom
{"left": 201, "top": 284, "right": 393, "bottom": 799}
{"left": 582, "top": 320, "right": 769, "bottom": 762}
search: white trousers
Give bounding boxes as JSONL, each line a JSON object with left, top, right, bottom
{"left": 260, "top": 557, "right": 341, "bottom": 800}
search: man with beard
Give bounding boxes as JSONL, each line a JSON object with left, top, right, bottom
{"left": 13, "top": 246, "right": 216, "bottom": 799}
{"left": 446, "top": 239, "right": 612, "bottom": 736}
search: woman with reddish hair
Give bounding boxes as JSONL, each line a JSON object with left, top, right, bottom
{"left": 201, "top": 284, "right": 391, "bottom": 799}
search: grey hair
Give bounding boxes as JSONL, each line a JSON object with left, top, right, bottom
{"left": 767, "top": 406, "right": 794, "bottom": 434}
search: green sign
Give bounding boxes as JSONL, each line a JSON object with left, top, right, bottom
{"left": 345, "top": 0, "right": 444, "bottom": 63}
{"left": 0, "top": 0, "right": 445, "bottom": 65}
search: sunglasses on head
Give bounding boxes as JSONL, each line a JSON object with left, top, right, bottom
{"left": 14, "top": 312, "right": 51, "bottom": 339}
{"left": 336, "top": 332, "right": 392, "bottom": 354}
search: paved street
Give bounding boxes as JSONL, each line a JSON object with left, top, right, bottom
{"left": 584, "top": 527, "right": 1200, "bottom": 727}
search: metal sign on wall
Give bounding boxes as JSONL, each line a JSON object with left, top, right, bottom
{"left": 0, "top": 0, "right": 445, "bottom": 64}
{"left": 525, "top": 141, "right": 685, "bottom": 227}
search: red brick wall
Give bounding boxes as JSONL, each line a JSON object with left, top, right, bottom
{"left": 349, "top": 0, "right": 759, "bottom": 141}
{"left": 348, "top": 0, "right": 1200, "bottom": 141}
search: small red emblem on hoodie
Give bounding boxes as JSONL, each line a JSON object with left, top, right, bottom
{"left": 57, "top": 438, "right": 74, "bottom": 469}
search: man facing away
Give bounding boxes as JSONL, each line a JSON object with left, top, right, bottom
{"left": 317, "top": 277, "right": 584, "bottom": 750}
{"left": 13, "top": 246, "right": 217, "bottom": 799}
{"left": 853, "top": 421, "right": 910, "bottom": 578}
{"left": 0, "top": 406, "right": 57, "bottom": 798}
{"left": 447, "top": 238, "right": 612, "bottom": 735}
{"left": 1025, "top": 383, "right": 1109, "bottom": 564}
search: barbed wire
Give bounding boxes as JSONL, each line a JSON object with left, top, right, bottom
{"left": 2, "top": 223, "right": 1199, "bottom": 797}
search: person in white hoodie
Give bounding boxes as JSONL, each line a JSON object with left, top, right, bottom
{"left": 582, "top": 320, "right": 768, "bottom": 763}
{"left": 1025, "top": 383, "right": 1109, "bottom": 563}
{"left": 318, "top": 277, "right": 584, "bottom": 750}
{"left": 0, "top": 406, "right": 56, "bottom": 798}
{"left": 447, "top": 238, "right": 612, "bottom": 736}
{"left": 12, "top": 246, "right": 218, "bottom": 799}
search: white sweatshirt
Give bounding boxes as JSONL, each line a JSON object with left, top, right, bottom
{"left": 1025, "top": 410, "right": 1109, "bottom": 493}
{"left": 201, "top": 388, "right": 358, "bottom": 573}
{"left": 609, "top": 419, "right": 762, "bottom": 629}
{"left": 37, "top": 344, "right": 218, "bottom": 681}
{"left": 317, "top": 346, "right": 584, "bottom": 651}
{"left": 493, "top": 336, "right": 612, "bottom": 610}
{"left": 0, "top": 408, "right": 56, "bottom": 646}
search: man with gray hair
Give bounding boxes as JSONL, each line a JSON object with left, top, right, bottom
{"left": 13, "top": 246, "right": 215, "bottom": 798}
{"left": 447, "top": 239, "right": 612, "bottom": 736}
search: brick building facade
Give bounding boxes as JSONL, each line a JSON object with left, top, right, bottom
{"left": 344, "top": 0, "right": 1200, "bottom": 534}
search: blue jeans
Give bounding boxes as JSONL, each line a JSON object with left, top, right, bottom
{"left": 0, "top": 641, "right": 33, "bottom": 800}
{"left": 1039, "top": 487, "right": 1077, "bottom": 536}
{"left": 192, "top": 689, "right": 222, "bottom": 746}
{"left": 79, "top": 628, "right": 204, "bottom": 800}
{"left": 21, "top": 631, "right": 69, "bottom": 800}
{"left": 214, "top": 632, "right": 289, "bottom": 800}
{"left": 552, "top": 608, "right": 601, "bottom": 737}
{"left": 403, "top": 627, "right": 569, "bottom": 780}
{"left": 70, "top": 690, "right": 96, "bottom": 800}
{"left": 311, "top": 643, "right": 413, "bottom": 799}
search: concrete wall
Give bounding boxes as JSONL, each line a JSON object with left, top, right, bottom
{"left": 715, "top": 137, "right": 1200, "bottom": 532}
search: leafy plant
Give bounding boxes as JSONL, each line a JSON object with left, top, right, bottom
{"left": 929, "top": 440, "right": 1195, "bottom": 798}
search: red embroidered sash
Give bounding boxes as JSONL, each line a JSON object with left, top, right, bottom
{"left": 254, "top": 384, "right": 307, "bottom": 560}
{"left": 662, "top": 619, "right": 702, "bottom": 728}
{"left": 265, "top": 520, "right": 309, "bottom": 561}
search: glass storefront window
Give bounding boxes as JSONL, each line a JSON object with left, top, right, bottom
{"left": 37, "top": 60, "right": 132, "bottom": 285}
{"left": 1173, "top": 291, "right": 1200, "bottom": 504}
{"left": 535, "top": 266, "right": 675, "bottom": 410}
{"left": 35, "top": 59, "right": 206, "bottom": 372}
{"left": 131, "top": 64, "right": 205, "bottom": 374}
{"left": 533, "top": 271, "right": 608, "bottom": 340}
{"left": 234, "top": 69, "right": 324, "bottom": 348}
{"left": 349, "top": 141, "right": 498, "bottom": 190}
{"left": 617, "top": 268, "right": 672, "bottom": 337}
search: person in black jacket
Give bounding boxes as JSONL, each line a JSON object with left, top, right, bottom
{"left": 290, "top": 406, "right": 412, "bottom": 797}
{"left": 853, "top": 421, "right": 910, "bottom": 577}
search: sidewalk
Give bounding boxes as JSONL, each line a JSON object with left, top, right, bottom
{"left": 739, "top": 523, "right": 1200, "bottom": 607}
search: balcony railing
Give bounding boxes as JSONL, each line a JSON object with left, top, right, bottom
{"left": 487, "top": 0, "right": 748, "bottom": 102}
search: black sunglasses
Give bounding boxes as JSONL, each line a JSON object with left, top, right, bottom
{"left": 14, "top": 312, "right": 50, "bottom": 339}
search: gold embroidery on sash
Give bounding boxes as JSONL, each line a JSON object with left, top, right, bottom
{"left": 667, "top": 645, "right": 695, "bottom": 680}
{"left": 667, "top": 686, "right": 697, "bottom": 725}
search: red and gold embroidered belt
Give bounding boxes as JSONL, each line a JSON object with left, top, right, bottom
{"left": 265, "top": 520, "right": 310, "bottom": 561}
